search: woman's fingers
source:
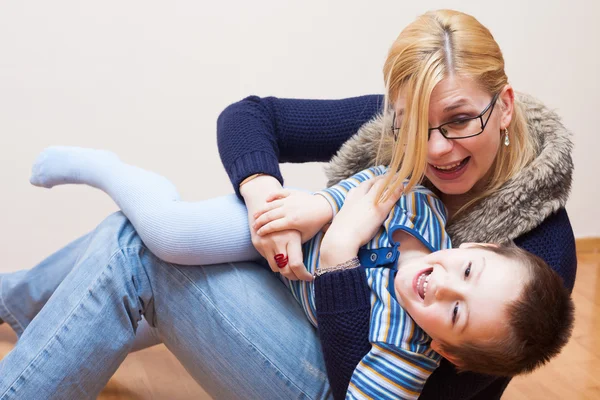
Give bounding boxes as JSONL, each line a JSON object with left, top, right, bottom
{"left": 286, "top": 238, "right": 312, "bottom": 281}
{"left": 273, "top": 250, "right": 297, "bottom": 281}
{"left": 261, "top": 231, "right": 309, "bottom": 282}
{"left": 265, "top": 250, "right": 283, "bottom": 274}
{"left": 265, "top": 241, "right": 292, "bottom": 276}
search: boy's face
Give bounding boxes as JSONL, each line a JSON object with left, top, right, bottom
{"left": 394, "top": 244, "right": 528, "bottom": 354}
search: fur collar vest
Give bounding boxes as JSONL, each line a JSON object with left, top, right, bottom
{"left": 324, "top": 93, "right": 573, "bottom": 245}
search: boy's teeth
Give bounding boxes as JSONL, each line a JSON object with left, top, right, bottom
{"left": 423, "top": 274, "right": 431, "bottom": 296}
{"left": 417, "top": 271, "right": 431, "bottom": 300}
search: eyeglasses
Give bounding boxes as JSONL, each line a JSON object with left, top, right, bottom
{"left": 391, "top": 93, "right": 500, "bottom": 140}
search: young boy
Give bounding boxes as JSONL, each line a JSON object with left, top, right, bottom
{"left": 29, "top": 146, "right": 574, "bottom": 400}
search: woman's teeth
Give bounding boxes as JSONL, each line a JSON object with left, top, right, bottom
{"left": 433, "top": 161, "right": 462, "bottom": 170}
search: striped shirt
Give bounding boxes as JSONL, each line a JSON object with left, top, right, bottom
{"left": 284, "top": 166, "right": 450, "bottom": 399}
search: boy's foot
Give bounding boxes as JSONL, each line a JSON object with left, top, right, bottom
{"left": 29, "top": 146, "right": 120, "bottom": 188}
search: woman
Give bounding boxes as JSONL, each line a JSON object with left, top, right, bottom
{"left": 0, "top": 9, "right": 574, "bottom": 400}
{"left": 216, "top": 9, "right": 576, "bottom": 399}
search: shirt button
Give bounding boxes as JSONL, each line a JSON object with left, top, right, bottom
{"left": 370, "top": 253, "right": 377, "bottom": 262}
{"left": 386, "top": 252, "right": 393, "bottom": 259}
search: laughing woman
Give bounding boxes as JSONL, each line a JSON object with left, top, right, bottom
{"left": 216, "top": 9, "right": 576, "bottom": 399}
{"left": 0, "top": 9, "right": 575, "bottom": 400}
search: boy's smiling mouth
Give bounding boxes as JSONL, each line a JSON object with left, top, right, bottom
{"left": 414, "top": 268, "right": 433, "bottom": 300}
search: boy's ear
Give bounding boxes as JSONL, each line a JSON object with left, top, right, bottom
{"left": 431, "top": 340, "right": 463, "bottom": 367}
{"left": 458, "top": 242, "right": 499, "bottom": 249}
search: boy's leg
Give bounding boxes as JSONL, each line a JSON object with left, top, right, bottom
{"left": 0, "top": 212, "right": 330, "bottom": 400}
{"left": 3, "top": 154, "right": 258, "bottom": 346}
{"left": 29, "top": 146, "right": 260, "bottom": 265}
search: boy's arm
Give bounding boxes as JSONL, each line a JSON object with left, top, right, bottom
{"left": 252, "top": 189, "right": 334, "bottom": 243}
{"left": 315, "top": 166, "right": 387, "bottom": 218}
{"left": 253, "top": 165, "right": 388, "bottom": 242}
{"left": 348, "top": 341, "right": 439, "bottom": 400}
{"left": 315, "top": 268, "right": 439, "bottom": 400}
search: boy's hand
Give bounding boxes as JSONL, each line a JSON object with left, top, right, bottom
{"left": 320, "top": 176, "right": 403, "bottom": 267}
{"left": 241, "top": 176, "right": 312, "bottom": 281}
{"left": 253, "top": 190, "right": 333, "bottom": 243}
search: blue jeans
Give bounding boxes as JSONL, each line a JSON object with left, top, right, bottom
{"left": 0, "top": 212, "right": 331, "bottom": 399}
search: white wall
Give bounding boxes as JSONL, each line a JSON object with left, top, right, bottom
{"left": 1, "top": 0, "right": 598, "bottom": 273}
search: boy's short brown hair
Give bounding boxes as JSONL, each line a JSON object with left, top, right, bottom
{"left": 438, "top": 243, "right": 574, "bottom": 376}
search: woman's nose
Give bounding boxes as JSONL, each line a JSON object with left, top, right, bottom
{"left": 428, "top": 129, "right": 454, "bottom": 159}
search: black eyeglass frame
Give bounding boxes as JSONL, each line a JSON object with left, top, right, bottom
{"left": 391, "top": 92, "right": 500, "bottom": 140}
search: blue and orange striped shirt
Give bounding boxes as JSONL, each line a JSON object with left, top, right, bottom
{"left": 284, "top": 166, "right": 451, "bottom": 399}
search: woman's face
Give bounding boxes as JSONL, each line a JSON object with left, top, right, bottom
{"left": 395, "top": 76, "right": 513, "bottom": 197}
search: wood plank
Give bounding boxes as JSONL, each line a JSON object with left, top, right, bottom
{"left": 576, "top": 237, "right": 600, "bottom": 254}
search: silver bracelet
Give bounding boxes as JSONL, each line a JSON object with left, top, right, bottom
{"left": 314, "top": 257, "right": 361, "bottom": 277}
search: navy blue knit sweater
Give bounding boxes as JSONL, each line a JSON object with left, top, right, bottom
{"left": 217, "top": 95, "right": 577, "bottom": 400}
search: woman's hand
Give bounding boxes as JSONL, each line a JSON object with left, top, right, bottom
{"left": 240, "top": 175, "right": 312, "bottom": 281}
{"left": 253, "top": 190, "right": 333, "bottom": 242}
{"left": 320, "top": 176, "right": 403, "bottom": 268}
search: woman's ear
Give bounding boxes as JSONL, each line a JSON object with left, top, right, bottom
{"left": 431, "top": 340, "right": 463, "bottom": 367}
{"left": 499, "top": 84, "right": 515, "bottom": 130}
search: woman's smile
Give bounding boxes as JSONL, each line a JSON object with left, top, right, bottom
{"left": 428, "top": 157, "right": 470, "bottom": 180}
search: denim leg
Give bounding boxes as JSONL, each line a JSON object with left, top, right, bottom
{"left": 0, "top": 213, "right": 152, "bottom": 399}
{"left": 0, "top": 231, "right": 161, "bottom": 352}
{"left": 0, "top": 212, "right": 331, "bottom": 400}
{"left": 148, "top": 260, "right": 331, "bottom": 400}
{"left": 0, "top": 233, "right": 93, "bottom": 336}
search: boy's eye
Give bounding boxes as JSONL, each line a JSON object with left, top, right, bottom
{"left": 464, "top": 262, "right": 472, "bottom": 278}
{"left": 452, "top": 303, "right": 459, "bottom": 324}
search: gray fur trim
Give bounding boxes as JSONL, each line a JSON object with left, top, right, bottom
{"left": 324, "top": 93, "right": 573, "bottom": 245}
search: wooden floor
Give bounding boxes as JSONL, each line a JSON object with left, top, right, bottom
{"left": 1, "top": 248, "right": 598, "bottom": 399}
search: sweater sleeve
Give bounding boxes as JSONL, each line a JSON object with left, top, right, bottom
{"left": 216, "top": 95, "right": 384, "bottom": 198}
{"left": 314, "top": 267, "right": 372, "bottom": 400}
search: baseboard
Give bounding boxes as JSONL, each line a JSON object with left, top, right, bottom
{"left": 576, "top": 237, "right": 600, "bottom": 253}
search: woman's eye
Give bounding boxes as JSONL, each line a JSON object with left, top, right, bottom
{"left": 452, "top": 303, "right": 459, "bottom": 324}
{"left": 464, "top": 262, "right": 472, "bottom": 278}
{"left": 446, "top": 119, "right": 472, "bottom": 132}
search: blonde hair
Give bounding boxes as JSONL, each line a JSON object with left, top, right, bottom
{"left": 377, "top": 10, "right": 536, "bottom": 217}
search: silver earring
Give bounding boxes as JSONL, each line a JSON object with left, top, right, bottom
{"left": 504, "top": 128, "right": 510, "bottom": 147}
